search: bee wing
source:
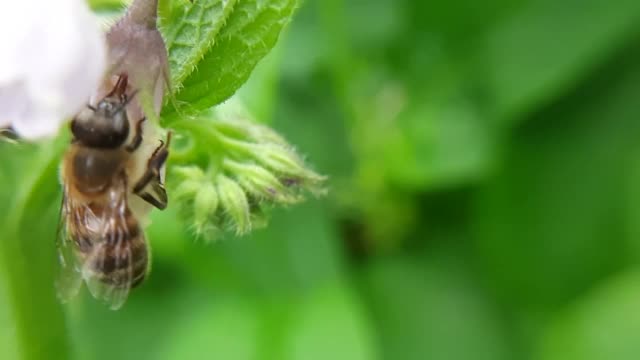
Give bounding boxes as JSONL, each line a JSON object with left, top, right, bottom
{"left": 57, "top": 174, "right": 140, "bottom": 311}
{"left": 56, "top": 184, "right": 83, "bottom": 303}
{"left": 82, "top": 178, "right": 135, "bottom": 310}
{"left": 82, "top": 240, "right": 133, "bottom": 311}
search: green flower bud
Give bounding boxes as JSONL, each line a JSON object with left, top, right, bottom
{"left": 214, "top": 118, "right": 288, "bottom": 147}
{"left": 172, "top": 179, "right": 202, "bottom": 201}
{"left": 192, "top": 183, "right": 219, "bottom": 240}
{"left": 223, "top": 159, "right": 298, "bottom": 203}
{"left": 250, "top": 144, "right": 309, "bottom": 176}
{"left": 247, "top": 144, "right": 327, "bottom": 197}
{"left": 216, "top": 174, "right": 251, "bottom": 235}
{"left": 172, "top": 165, "right": 205, "bottom": 182}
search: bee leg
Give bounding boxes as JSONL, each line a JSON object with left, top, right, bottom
{"left": 125, "top": 117, "right": 146, "bottom": 152}
{"left": 134, "top": 133, "right": 171, "bottom": 191}
{"left": 133, "top": 132, "right": 172, "bottom": 210}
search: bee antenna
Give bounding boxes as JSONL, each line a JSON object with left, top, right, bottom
{"left": 87, "top": 104, "right": 97, "bottom": 112}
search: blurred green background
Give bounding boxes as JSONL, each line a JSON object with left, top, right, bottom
{"left": 4, "top": 0, "right": 640, "bottom": 359}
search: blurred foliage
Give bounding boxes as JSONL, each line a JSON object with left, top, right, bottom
{"left": 4, "top": 0, "right": 640, "bottom": 359}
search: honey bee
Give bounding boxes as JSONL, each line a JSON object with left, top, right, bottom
{"left": 57, "top": 75, "right": 170, "bottom": 310}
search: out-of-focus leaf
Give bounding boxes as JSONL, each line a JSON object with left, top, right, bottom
{"left": 147, "top": 208, "right": 248, "bottom": 294}
{"left": 0, "top": 271, "right": 19, "bottom": 360}
{"left": 472, "top": 43, "right": 640, "bottom": 308}
{"left": 361, "top": 256, "right": 512, "bottom": 360}
{"left": 166, "top": 0, "right": 300, "bottom": 116}
{"left": 218, "top": 202, "right": 343, "bottom": 295}
{"left": 0, "top": 138, "right": 71, "bottom": 360}
{"left": 273, "top": 79, "right": 353, "bottom": 177}
{"left": 69, "top": 286, "right": 231, "bottom": 360}
{"left": 624, "top": 156, "right": 640, "bottom": 261}
{"left": 481, "top": 0, "right": 640, "bottom": 124}
{"left": 331, "top": 0, "right": 640, "bottom": 192}
{"left": 236, "top": 42, "right": 283, "bottom": 123}
{"left": 386, "top": 96, "right": 495, "bottom": 189}
{"left": 344, "top": 0, "right": 405, "bottom": 54}
{"left": 536, "top": 270, "right": 640, "bottom": 360}
{"left": 147, "top": 201, "right": 343, "bottom": 297}
{"left": 405, "top": 0, "right": 523, "bottom": 50}
{"left": 278, "top": 3, "right": 324, "bottom": 82}
{"left": 156, "top": 283, "right": 375, "bottom": 360}
{"left": 159, "top": 299, "right": 260, "bottom": 360}
{"left": 285, "top": 284, "right": 377, "bottom": 360}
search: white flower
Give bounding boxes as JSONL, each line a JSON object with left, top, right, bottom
{"left": 0, "top": 0, "right": 106, "bottom": 139}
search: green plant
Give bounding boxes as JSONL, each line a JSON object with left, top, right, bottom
{"left": 0, "top": 0, "right": 318, "bottom": 358}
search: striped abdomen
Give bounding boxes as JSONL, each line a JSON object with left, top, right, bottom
{"left": 70, "top": 202, "right": 148, "bottom": 289}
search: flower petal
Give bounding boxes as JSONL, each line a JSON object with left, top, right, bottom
{"left": 0, "top": 0, "right": 107, "bottom": 139}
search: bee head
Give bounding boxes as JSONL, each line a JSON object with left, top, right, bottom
{"left": 71, "top": 96, "right": 130, "bottom": 148}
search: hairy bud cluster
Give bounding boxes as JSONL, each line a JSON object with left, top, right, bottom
{"left": 169, "top": 102, "right": 326, "bottom": 241}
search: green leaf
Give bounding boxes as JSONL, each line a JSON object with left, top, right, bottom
{"left": 386, "top": 95, "right": 495, "bottom": 190}
{"left": 67, "top": 282, "right": 218, "bottom": 360}
{"left": 536, "top": 270, "right": 640, "bottom": 360}
{"left": 236, "top": 43, "right": 283, "bottom": 123}
{"left": 158, "top": 299, "right": 260, "bottom": 360}
{"left": 165, "top": 0, "right": 300, "bottom": 115}
{"left": 472, "top": 43, "right": 640, "bottom": 308}
{"left": 155, "top": 284, "right": 374, "bottom": 360}
{"left": 285, "top": 284, "right": 377, "bottom": 360}
{"left": 481, "top": 0, "right": 640, "bottom": 124}
{"left": 0, "top": 139, "right": 71, "bottom": 360}
{"left": 148, "top": 201, "right": 342, "bottom": 297}
{"left": 362, "top": 256, "right": 512, "bottom": 360}
{"left": 0, "top": 270, "right": 19, "bottom": 360}
{"left": 218, "top": 202, "right": 343, "bottom": 295}
{"left": 161, "top": 0, "right": 238, "bottom": 89}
